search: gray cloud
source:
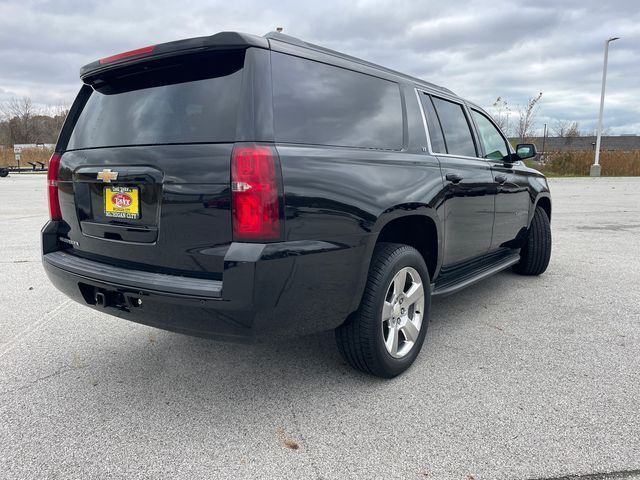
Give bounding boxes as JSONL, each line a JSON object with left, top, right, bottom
{"left": 0, "top": 0, "right": 638, "bottom": 134}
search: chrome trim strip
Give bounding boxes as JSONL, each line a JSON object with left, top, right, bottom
{"left": 414, "top": 88, "right": 435, "bottom": 155}
{"left": 414, "top": 87, "right": 492, "bottom": 164}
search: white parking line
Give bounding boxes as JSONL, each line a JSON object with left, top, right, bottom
{"left": 0, "top": 300, "right": 72, "bottom": 359}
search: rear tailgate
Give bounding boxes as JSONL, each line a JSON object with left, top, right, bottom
{"left": 54, "top": 49, "right": 246, "bottom": 279}
{"left": 58, "top": 144, "right": 233, "bottom": 276}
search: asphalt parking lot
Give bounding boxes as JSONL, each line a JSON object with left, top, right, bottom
{"left": 1, "top": 174, "right": 639, "bottom": 480}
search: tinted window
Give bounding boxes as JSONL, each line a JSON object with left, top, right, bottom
{"left": 471, "top": 109, "right": 509, "bottom": 160}
{"left": 272, "top": 52, "right": 403, "bottom": 150}
{"left": 68, "top": 51, "right": 244, "bottom": 149}
{"left": 431, "top": 97, "right": 476, "bottom": 157}
{"left": 419, "top": 93, "right": 446, "bottom": 153}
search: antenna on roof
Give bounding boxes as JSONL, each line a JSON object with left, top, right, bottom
{"left": 276, "top": 27, "right": 283, "bottom": 33}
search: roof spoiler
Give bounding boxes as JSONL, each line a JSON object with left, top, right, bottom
{"left": 80, "top": 31, "right": 269, "bottom": 84}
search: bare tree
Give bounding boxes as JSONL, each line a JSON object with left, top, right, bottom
{"left": 553, "top": 120, "right": 570, "bottom": 137}
{"left": 0, "top": 97, "right": 38, "bottom": 144}
{"left": 565, "top": 121, "right": 581, "bottom": 138}
{"left": 0, "top": 111, "right": 9, "bottom": 145}
{"left": 491, "top": 97, "right": 511, "bottom": 135}
{"left": 553, "top": 120, "right": 581, "bottom": 138}
{"left": 0, "top": 97, "right": 69, "bottom": 145}
{"left": 1, "top": 97, "right": 35, "bottom": 119}
{"left": 515, "top": 92, "right": 543, "bottom": 142}
{"left": 43, "top": 104, "right": 70, "bottom": 143}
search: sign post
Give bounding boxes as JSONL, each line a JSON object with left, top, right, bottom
{"left": 13, "top": 147, "right": 22, "bottom": 173}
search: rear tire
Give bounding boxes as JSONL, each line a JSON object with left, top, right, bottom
{"left": 513, "top": 206, "right": 551, "bottom": 276}
{"left": 0, "top": 168, "right": 8, "bottom": 178}
{"left": 336, "top": 242, "right": 431, "bottom": 378}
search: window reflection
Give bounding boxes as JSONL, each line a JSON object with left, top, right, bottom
{"left": 272, "top": 52, "right": 403, "bottom": 150}
{"left": 471, "top": 110, "right": 509, "bottom": 160}
{"left": 431, "top": 97, "right": 476, "bottom": 157}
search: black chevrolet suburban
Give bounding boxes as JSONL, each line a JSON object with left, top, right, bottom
{"left": 42, "top": 31, "right": 552, "bottom": 377}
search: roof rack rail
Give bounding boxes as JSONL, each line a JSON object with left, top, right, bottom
{"left": 263, "top": 31, "right": 455, "bottom": 96}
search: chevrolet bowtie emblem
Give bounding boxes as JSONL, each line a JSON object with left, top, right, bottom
{"left": 97, "top": 169, "right": 118, "bottom": 183}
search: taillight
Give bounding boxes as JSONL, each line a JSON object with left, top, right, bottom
{"left": 99, "top": 45, "right": 155, "bottom": 65}
{"left": 47, "top": 153, "right": 62, "bottom": 220}
{"left": 231, "top": 144, "right": 281, "bottom": 241}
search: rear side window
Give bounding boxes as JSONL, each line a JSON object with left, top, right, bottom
{"left": 430, "top": 97, "right": 477, "bottom": 157}
{"left": 67, "top": 51, "right": 244, "bottom": 150}
{"left": 271, "top": 52, "right": 403, "bottom": 150}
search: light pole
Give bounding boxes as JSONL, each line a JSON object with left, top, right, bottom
{"left": 591, "top": 36, "right": 620, "bottom": 177}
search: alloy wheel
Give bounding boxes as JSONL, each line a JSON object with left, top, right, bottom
{"left": 381, "top": 266, "right": 425, "bottom": 359}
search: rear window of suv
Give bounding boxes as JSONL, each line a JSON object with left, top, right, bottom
{"left": 271, "top": 52, "right": 403, "bottom": 150}
{"left": 67, "top": 51, "right": 244, "bottom": 150}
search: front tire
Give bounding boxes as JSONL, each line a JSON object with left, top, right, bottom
{"left": 514, "top": 206, "right": 552, "bottom": 275}
{"left": 336, "top": 243, "right": 431, "bottom": 378}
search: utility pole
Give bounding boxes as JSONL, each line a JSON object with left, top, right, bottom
{"left": 541, "top": 123, "right": 547, "bottom": 162}
{"left": 591, "top": 36, "right": 620, "bottom": 177}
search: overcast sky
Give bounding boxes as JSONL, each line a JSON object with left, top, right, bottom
{"left": 1, "top": 0, "right": 638, "bottom": 135}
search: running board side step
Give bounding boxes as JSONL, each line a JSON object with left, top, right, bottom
{"left": 431, "top": 253, "right": 520, "bottom": 297}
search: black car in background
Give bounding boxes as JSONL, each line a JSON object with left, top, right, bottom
{"left": 42, "top": 31, "right": 551, "bottom": 377}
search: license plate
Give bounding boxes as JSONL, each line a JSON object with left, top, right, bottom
{"left": 104, "top": 186, "right": 140, "bottom": 219}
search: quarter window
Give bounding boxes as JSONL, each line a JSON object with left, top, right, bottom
{"left": 430, "top": 97, "right": 477, "bottom": 157}
{"left": 471, "top": 110, "right": 509, "bottom": 160}
{"left": 272, "top": 52, "right": 403, "bottom": 150}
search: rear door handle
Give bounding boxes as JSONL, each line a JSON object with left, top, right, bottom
{"left": 445, "top": 173, "right": 463, "bottom": 184}
{"left": 495, "top": 174, "right": 507, "bottom": 184}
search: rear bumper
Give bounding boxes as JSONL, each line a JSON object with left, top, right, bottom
{"left": 44, "top": 251, "right": 223, "bottom": 298}
{"left": 43, "top": 253, "right": 255, "bottom": 341}
{"left": 42, "top": 223, "right": 369, "bottom": 341}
